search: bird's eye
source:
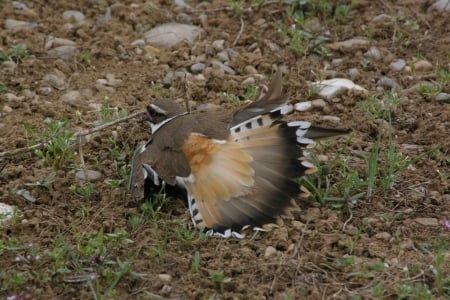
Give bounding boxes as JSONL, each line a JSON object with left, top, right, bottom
{"left": 147, "top": 106, "right": 157, "bottom": 117}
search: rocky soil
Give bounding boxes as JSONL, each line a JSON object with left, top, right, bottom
{"left": 0, "top": 0, "right": 449, "bottom": 299}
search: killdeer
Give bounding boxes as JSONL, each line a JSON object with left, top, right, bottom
{"left": 130, "top": 69, "right": 348, "bottom": 237}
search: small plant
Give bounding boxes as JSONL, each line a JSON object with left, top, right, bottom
{"left": 69, "top": 183, "right": 94, "bottom": 199}
{"left": 222, "top": 92, "right": 240, "bottom": 104}
{"left": 0, "top": 83, "right": 6, "bottom": 92}
{"left": 227, "top": 0, "right": 243, "bottom": 17}
{"left": 243, "top": 85, "right": 259, "bottom": 100}
{"left": 25, "top": 171, "right": 56, "bottom": 189}
{"left": 191, "top": 251, "right": 200, "bottom": 273}
{"left": 127, "top": 215, "right": 146, "bottom": 232}
{"left": 10, "top": 44, "right": 29, "bottom": 62}
{"left": 24, "top": 118, "right": 75, "bottom": 169}
{"left": 79, "top": 52, "right": 94, "bottom": 65}
{"left": 209, "top": 270, "right": 231, "bottom": 291}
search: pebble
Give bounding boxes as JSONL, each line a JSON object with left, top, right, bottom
{"left": 43, "top": 73, "right": 66, "bottom": 90}
{"left": 364, "top": 47, "right": 382, "bottom": 60}
{"left": 105, "top": 73, "right": 122, "bottom": 87}
{"left": 3, "top": 105, "right": 13, "bottom": 113}
{"left": 377, "top": 76, "right": 400, "bottom": 89}
{"left": 5, "top": 93, "right": 19, "bottom": 101}
{"left": 265, "top": 41, "right": 281, "bottom": 52}
{"left": 190, "top": 63, "right": 205, "bottom": 73}
{"left": 16, "top": 189, "right": 36, "bottom": 202}
{"left": 12, "top": 1, "right": 28, "bottom": 9}
{"left": 436, "top": 92, "right": 450, "bottom": 103}
{"left": 414, "top": 217, "right": 439, "bottom": 226}
{"left": 2, "top": 61, "right": 17, "bottom": 73}
{"left": 217, "top": 51, "right": 229, "bottom": 62}
{"left": 175, "top": 0, "right": 191, "bottom": 8}
{"left": 144, "top": 23, "right": 202, "bottom": 48}
{"left": 375, "top": 232, "right": 392, "bottom": 241}
{"left": 241, "top": 77, "right": 255, "bottom": 86}
{"left": 328, "top": 38, "right": 369, "bottom": 51}
{"left": 96, "top": 7, "right": 112, "bottom": 25}
{"left": 310, "top": 78, "right": 366, "bottom": 100}
{"left": 429, "top": 0, "right": 450, "bottom": 12}
{"left": 175, "top": 13, "right": 192, "bottom": 24}
{"left": 23, "top": 89, "right": 36, "bottom": 99}
{"left": 4, "top": 19, "right": 38, "bottom": 31}
{"left": 244, "top": 65, "right": 258, "bottom": 75}
{"left": 47, "top": 46, "right": 79, "bottom": 62}
{"left": 311, "top": 99, "right": 326, "bottom": 108}
{"left": 60, "top": 90, "right": 82, "bottom": 106}
{"left": 197, "top": 103, "right": 221, "bottom": 112}
{"left": 212, "top": 40, "right": 225, "bottom": 52}
{"left": 75, "top": 170, "right": 103, "bottom": 182}
{"left": 38, "top": 87, "right": 53, "bottom": 95}
{"left": 0, "top": 202, "right": 16, "bottom": 224}
{"left": 211, "top": 60, "right": 236, "bottom": 75}
{"left": 372, "top": 14, "right": 392, "bottom": 23}
{"left": 348, "top": 68, "right": 360, "bottom": 79}
{"left": 291, "top": 220, "right": 305, "bottom": 230}
{"left": 295, "top": 101, "right": 312, "bottom": 111}
{"left": 158, "top": 274, "right": 172, "bottom": 282}
{"left": 62, "top": 10, "right": 85, "bottom": 22}
{"left": 322, "top": 115, "right": 341, "bottom": 122}
{"left": 414, "top": 60, "right": 433, "bottom": 72}
{"left": 131, "top": 39, "right": 145, "bottom": 48}
{"left": 400, "top": 238, "right": 414, "bottom": 250}
{"left": 264, "top": 246, "right": 277, "bottom": 258}
{"left": 46, "top": 37, "right": 77, "bottom": 49}
{"left": 389, "top": 59, "right": 406, "bottom": 71}
{"left": 331, "top": 58, "right": 345, "bottom": 67}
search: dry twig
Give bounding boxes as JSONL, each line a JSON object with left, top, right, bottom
{"left": 0, "top": 110, "right": 147, "bottom": 158}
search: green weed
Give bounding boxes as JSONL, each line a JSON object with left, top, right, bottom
{"left": 10, "top": 44, "right": 29, "bottom": 62}
{"left": 24, "top": 118, "right": 75, "bottom": 169}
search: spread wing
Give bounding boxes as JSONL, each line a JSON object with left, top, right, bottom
{"left": 180, "top": 111, "right": 316, "bottom": 232}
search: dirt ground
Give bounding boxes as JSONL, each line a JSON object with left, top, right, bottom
{"left": 0, "top": 0, "right": 449, "bottom": 299}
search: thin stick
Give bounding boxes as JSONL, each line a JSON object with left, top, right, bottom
{"left": 232, "top": 18, "right": 244, "bottom": 47}
{"left": 0, "top": 110, "right": 147, "bottom": 158}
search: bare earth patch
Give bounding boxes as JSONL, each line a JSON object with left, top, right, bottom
{"left": 0, "top": 0, "right": 449, "bottom": 299}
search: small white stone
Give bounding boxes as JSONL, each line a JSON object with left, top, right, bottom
{"left": 190, "top": 63, "right": 205, "bottom": 73}
{"left": 348, "top": 68, "right": 360, "bottom": 79}
{"left": 0, "top": 202, "right": 16, "bottom": 224}
{"left": 75, "top": 170, "right": 103, "bottom": 182}
{"left": 414, "top": 217, "right": 439, "bottom": 226}
{"left": 311, "top": 99, "right": 326, "bottom": 108}
{"left": 3, "top": 105, "right": 13, "bottom": 113}
{"left": 375, "top": 232, "right": 392, "bottom": 240}
{"left": 62, "top": 10, "right": 85, "bottom": 22}
{"left": 241, "top": 77, "right": 255, "bottom": 86}
{"left": 60, "top": 90, "right": 82, "bottom": 106}
{"left": 264, "top": 246, "right": 277, "bottom": 258}
{"left": 158, "top": 274, "right": 172, "bottom": 282}
{"left": 414, "top": 60, "right": 433, "bottom": 72}
{"left": 212, "top": 39, "right": 225, "bottom": 51}
{"left": 43, "top": 73, "right": 66, "bottom": 90}
{"left": 295, "top": 101, "right": 312, "bottom": 111}
{"left": 310, "top": 78, "right": 366, "bottom": 100}
{"left": 389, "top": 59, "right": 406, "bottom": 71}
{"left": 5, "top": 93, "right": 18, "bottom": 101}
{"left": 364, "top": 47, "right": 382, "bottom": 60}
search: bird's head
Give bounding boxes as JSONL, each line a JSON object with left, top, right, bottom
{"left": 146, "top": 100, "right": 186, "bottom": 133}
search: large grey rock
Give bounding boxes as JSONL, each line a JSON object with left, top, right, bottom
{"left": 144, "top": 23, "right": 202, "bottom": 48}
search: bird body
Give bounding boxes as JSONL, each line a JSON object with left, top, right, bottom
{"left": 130, "top": 70, "right": 348, "bottom": 236}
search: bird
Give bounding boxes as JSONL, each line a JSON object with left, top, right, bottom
{"left": 129, "top": 69, "right": 348, "bottom": 237}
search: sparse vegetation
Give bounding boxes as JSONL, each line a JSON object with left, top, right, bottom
{"left": 0, "top": 0, "right": 448, "bottom": 299}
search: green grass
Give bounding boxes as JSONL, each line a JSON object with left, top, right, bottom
{"left": 23, "top": 118, "right": 75, "bottom": 169}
